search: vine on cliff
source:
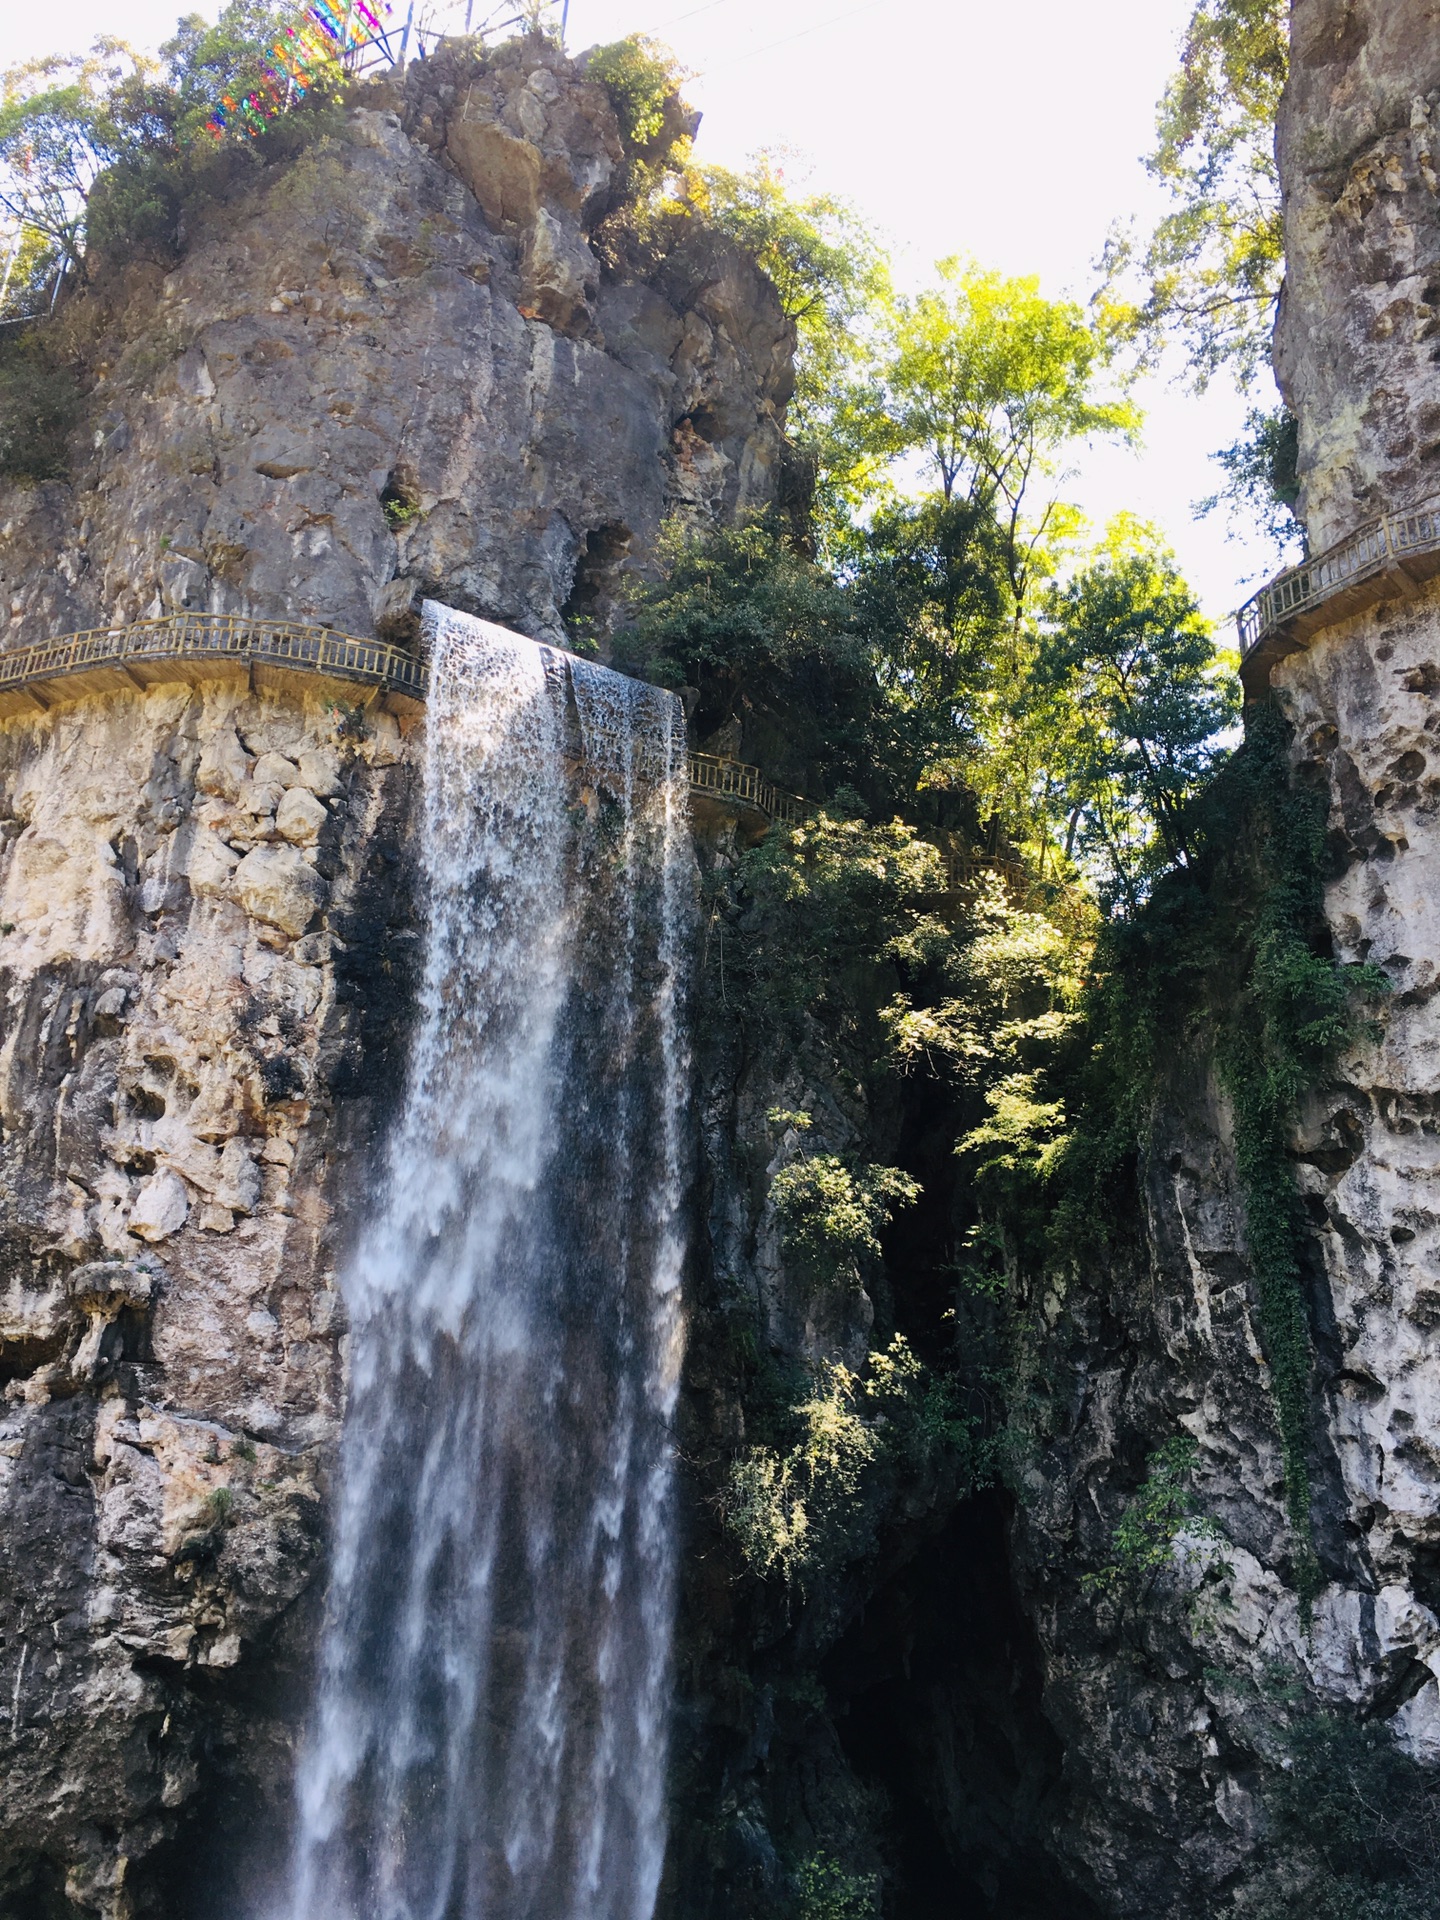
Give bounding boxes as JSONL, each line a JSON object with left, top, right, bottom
{"left": 1032, "top": 702, "right": 1388, "bottom": 1596}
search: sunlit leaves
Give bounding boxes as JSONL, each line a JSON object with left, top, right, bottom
{"left": 880, "top": 259, "right": 1139, "bottom": 549}
{"left": 1104, "top": 0, "right": 1287, "bottom": 388}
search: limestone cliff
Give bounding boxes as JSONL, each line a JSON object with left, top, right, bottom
{"left": 0, "top": 35, "right": 792, "bottom": 651}
{"left": 9, "top": 10, "right": 1440, "bottom": 1920}
{"left": 0, "top": 36, "right": 790, "bottom": 1918}
{"left": 970, "top": 3, "right": 1440, "bottom": 1910}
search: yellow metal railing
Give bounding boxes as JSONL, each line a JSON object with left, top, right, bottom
{"left": 1238, "top": 493, "right": 1440, "bottom": 655}
{"left": 0, "top": 610, "right": 430, "bottom": 699}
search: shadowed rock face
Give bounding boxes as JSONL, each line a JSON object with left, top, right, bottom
{"left": 0, "top": 35, "right": 792, "bottom": 653}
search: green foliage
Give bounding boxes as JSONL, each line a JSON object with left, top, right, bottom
{"left": 0, "top": 4, "right": 345, "bottom": 317}
{"left": 205, "top": 1485, "right": 234, "bottom": 1524}
{"left": 624, "top": 514, "right": 878, "bottom": 797}
{"left": 1201, "top": 403, "right": 1302, "bottom": 554}
{"left": 770, "top": 1153, "right": 920, "bottom": 1292}
{"left": 585, "top": 35, "right": 688, "bottom": 158}
{"left": 0, "top": 330, "right": 81, "bottom": 479}
{"left": 1248, "top": 1712, "right": 1440, "bottom": 1918}
{"left": 880, "top": 259, "right": 1138, "bottom": 596}
{"left": 724, "top": 1337, "right": 984, "bottom": 1593}
{"left": 1104, "top": 0, "right": 1286, "bottom": 387}
{"left": 792, "top": 1854, "right": 881, "bottom": 1920}
{"left": 1039, "top": 517, "right": 1239, "bottom": 907}
{"left": 726, "top": 813, "right": 952, "bottom": 1034}
{"left": 690, "top": 155, "right": 889, "bottom": 534}
{"left": 629, "top": 515, "right": 859, "bottom": 686}
{"left": 1084, "top": 1435, "right": 1227, "bottom": 1597}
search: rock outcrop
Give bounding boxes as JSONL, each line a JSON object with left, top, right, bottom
{"left": 0, "top": 676, "right": 422, "bottom": 1916}
{"left": 0, "top": 35, "right": 792, "bottom": 653}
{"left": 1275, "top": 0, "right": 1440, "bottom": 547}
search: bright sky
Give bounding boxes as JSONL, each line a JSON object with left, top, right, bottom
{"left": 1, "top": 0, "right": 1283, "bottom": 632}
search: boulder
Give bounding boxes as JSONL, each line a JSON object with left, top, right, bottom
{"left": 232, "top": 845, "right": 328, "bottom": 937}
{"left": 129, "top": 1170, "right": 189, "bottom": 1243}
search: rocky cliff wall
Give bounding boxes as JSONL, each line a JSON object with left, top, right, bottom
{"left": 0, "top": 36, "right": 793, "bottom": 1918}
{"left": 980, "top": 2, "right": 1440, "bottom": 1911}
{"left": 0, "top": 35, "right": 792, "bottom": 653}
{"left": 1275, "top": 0, "right": 1440, "bottom": 545}
{"left": 0, "top": 675, "right": 422, "bottom": 1917}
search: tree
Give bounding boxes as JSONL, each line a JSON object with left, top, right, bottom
{"left": 880, "top": 260, "right": 1138, "bottom": 606}
{"left": 0, "top": 3, "right": 344, "bottom": 318}
{"left": 0, "top": 41, "right": 154, "bottom": 310}
{"left": 1103, "top": 0, "right": 1287, "bottom": 390}
{"left": 1200, "top": 403, "right": 1302, "bottom": 555}
{"left": 1039, "top": 520, "right": 1239, "bottom": 909}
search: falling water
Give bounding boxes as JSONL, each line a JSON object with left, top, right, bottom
{"left": 285, "top": 603, "right": 692, "bottom": 1920}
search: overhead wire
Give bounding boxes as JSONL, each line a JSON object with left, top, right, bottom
{"left": 564, "top": 0, "right": 882, "bottom": 73}
{"left": 694, "top": 0, "right": 887, "bottom": 74}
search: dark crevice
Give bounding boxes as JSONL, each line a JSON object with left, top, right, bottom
{"left": 823, "top": 1496, "right": 1100, "bottom": 1919}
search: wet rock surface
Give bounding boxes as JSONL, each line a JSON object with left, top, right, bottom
{"left": 0, "top": 681, "right": 422, "bottom": 1916}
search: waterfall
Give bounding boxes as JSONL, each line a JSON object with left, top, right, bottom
{"left": 284, "top": 604, "right": 692, "bottom": 1920}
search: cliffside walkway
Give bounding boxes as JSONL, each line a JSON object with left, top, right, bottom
{"left": 1237, "top": 493, "right": 1440, "bottom": 689}
{"left": 0, "top": 611, "right": 808, "bottom": 826}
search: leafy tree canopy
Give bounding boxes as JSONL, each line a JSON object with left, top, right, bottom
{"left": 880, "top": 260, "right": 1139, "bottom": 531}
{"left": 0, "top": 2, "right": 345, "bottom": 316}
{"left": 1103, "top": 0, "right": 1287, "bottom": 390}
{"left": 1039, "top": 515, "right": 1239, "bottom": 907}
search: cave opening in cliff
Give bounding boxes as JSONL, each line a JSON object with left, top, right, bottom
{"left": 824, "top": 1494, "right": 1099, "bottom": 1920}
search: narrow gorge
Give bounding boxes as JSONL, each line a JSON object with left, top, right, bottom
{"left": 0, "top": 6, "right": 1438, "bottom": 1919}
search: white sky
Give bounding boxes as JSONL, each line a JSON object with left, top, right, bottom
{"left": 1, "top": 0, "right": 1283, "bottom": 632}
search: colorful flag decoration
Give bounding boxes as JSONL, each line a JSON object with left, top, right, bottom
{"left": 204, "top": 0, "right": 391, "bottom": 140}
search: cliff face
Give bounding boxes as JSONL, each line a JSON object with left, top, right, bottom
{"left": 0, "top": 680, "right": 422, "bottom": 1917}
{"left": 10, "top": 12, "right": 1440, "bottom": 1920}
{"left": 0, "top": 40, "right": 791, "bottom": 1918}
{"left": 0, "top": 36, "right": 792, "bottom": 652}
{"left": 1275, "top": 0, "right": 1440, "bottom": 545}
{"left": 982, "top": 3, "right": 1440, "bottom": 1911}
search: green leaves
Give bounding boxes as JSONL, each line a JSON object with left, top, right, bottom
{"left": 0, "top": 3, "right": 347, "bottom": 319}
{"left": 723, "top": 1337, "right": 981, "bottom": 1593}
{"left": 879, "top": 259, "right": 1139, "bottom": 536}
{"left": 1039, "top": 520, "right": 1240, "bottom": 907}
{"left": 1105, "top": 0, "right": 1287, "bottom": 388}
{"left": 585, "top": 35, "right": 688, "bottom": 157}
{"left": 1084, "top": 1435, "right": 1228, "bottom": 1599}
{"left": 770, "top": 1154, "right": 920, "bottom": 1292}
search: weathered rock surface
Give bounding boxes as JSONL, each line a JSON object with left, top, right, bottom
{"left": 1276, "top": 0, "right": 1440, "bottom": 546}
{"left": 0, "top": 35, "right": 791, "bottom": 653}
{"left": 0, "top": 677, "right": 422, "bottom": 1916}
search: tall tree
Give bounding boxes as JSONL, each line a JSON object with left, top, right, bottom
{"left": 881, "top": 260, "right": 1138, "bottom": 607}
{"left": 1039, "top": 520, "right": 1239, "bottom": 909}
{"left": 1104, "top": 0, "right": 1287, "bottom": 392}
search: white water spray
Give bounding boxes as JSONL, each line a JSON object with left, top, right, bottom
{"left": 284, "top": 604, "right": 692, "bottom": 1920}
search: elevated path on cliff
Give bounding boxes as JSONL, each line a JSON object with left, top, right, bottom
{"left": 0, "top": 611, "right": 807, "bottom": 827}
{"left": 1237, "top": 494, "right": 1440, "bottom": 693}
